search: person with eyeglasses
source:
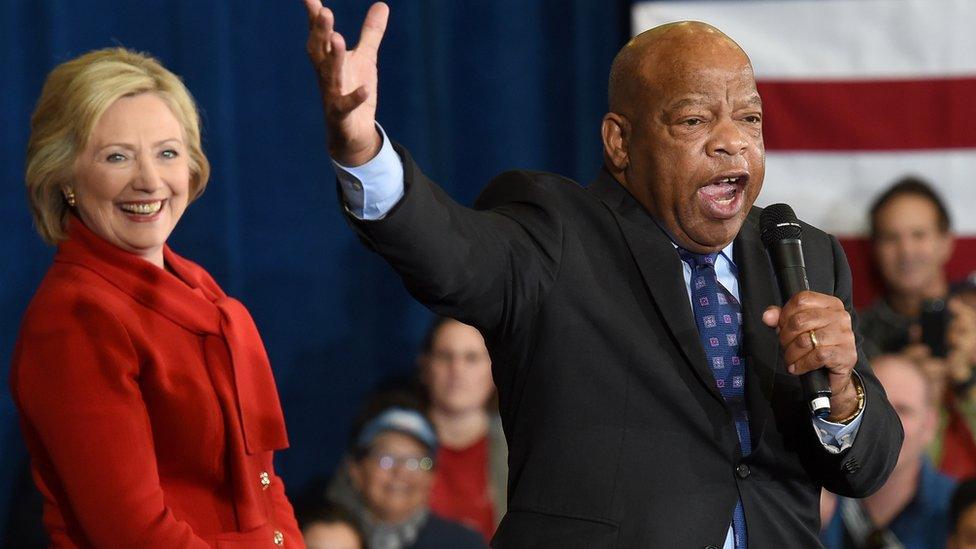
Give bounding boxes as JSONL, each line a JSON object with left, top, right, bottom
{"left": 347, "top": 407, "right": 485, "bottom": 549}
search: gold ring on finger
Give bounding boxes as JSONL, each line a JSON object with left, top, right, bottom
{"left": 809, "top": 330, "right": 819, "bottom": 349}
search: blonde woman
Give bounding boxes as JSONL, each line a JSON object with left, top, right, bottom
{"left": 11, "top": 48, "right": 302, "bottom": 547}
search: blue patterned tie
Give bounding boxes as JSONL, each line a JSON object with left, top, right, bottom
{"left": 679, "top": 250, "right": 750, "bottom": 549}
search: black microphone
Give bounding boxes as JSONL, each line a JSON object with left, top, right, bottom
{"left": 759, "top": 204, "right": 832, "bottom": 419}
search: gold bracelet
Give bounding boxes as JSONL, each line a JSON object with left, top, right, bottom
{"left": 830, "top": 376, "right": 865, "bottom": 425}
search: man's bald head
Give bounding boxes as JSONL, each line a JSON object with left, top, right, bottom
{"left": 871, "top": 353, "right": 937, "bottom": 473}
{"left": 873, "top": 353, "right": 935, "bottom": 408}
{"left": 600, "top": 20, "right": 764, "bottom": 254}
{"left": 608, "top": 22, "right": 751, "bottom": 116}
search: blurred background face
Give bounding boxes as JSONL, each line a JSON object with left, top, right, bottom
{"left": 423, "top": 320, "right": 494, "bottom": 414}
{"left": 303, "top": 521, "right": 362, "bottom": 549}
{"left": 71, "top": 93, "right": 190, "bottom": 266}
{"left": 350, "top": 431, "right": 433, "bottom": 524}
{"left": 872, "top": 194, "right": 952, "bottom": 299}
{"left": 874, "top": 357, "right": 936, "bottom": 473}
{"left": 951, "top": 503, "right": 976, "bottom": 549}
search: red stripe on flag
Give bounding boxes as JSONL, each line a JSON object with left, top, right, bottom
{"left": 758, "top": 78, "right": 976, "bottom": 151}
{"left": 839, "top": 237, "right": 976, "bottom": 309}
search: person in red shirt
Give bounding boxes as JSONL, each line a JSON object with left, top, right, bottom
{"left": 419, "top": 318, "right": 507, "bottom": 540}
{"left": 12, "top": 48, "right": 301, "bottom": 547}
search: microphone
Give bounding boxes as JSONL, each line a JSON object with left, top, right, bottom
{"left": 759, "top": 204, "right": 832, "bottom": 419}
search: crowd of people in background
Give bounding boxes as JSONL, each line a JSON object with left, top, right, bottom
{"left": 819, "top": 177, "right": 976, "bottom": 548}
{"left": 294, "top": 318, "right": 501, "bottom": 548}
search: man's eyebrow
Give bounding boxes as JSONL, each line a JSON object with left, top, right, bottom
{"left": 664, "top": 97, "right": 708, "bottom": 111}
{"left": 740, "top": 94, "right": 763, "bottom": 108}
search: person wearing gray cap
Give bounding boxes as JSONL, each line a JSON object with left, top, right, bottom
{"left": 347, "top": 407, "right": 485, "bottom": 549}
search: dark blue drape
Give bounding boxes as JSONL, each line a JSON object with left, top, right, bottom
{"left": 0, "top": 0, "right": 628, "bottom": 539}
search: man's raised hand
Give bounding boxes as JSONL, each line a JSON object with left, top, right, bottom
{"left": 303, "top": 1, "right": 389, "bottom": 166}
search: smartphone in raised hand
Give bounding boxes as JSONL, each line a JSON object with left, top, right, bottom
{"left": 920, "top": 298, "right": 949, "bottom": 358}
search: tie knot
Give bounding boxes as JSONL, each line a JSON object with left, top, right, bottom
{"left": 678, "top": 249, "right": 718, "bottom": 269}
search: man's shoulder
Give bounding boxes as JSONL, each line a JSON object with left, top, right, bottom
{"left": 473, "top": 169, "right": 592, "bottom": 211}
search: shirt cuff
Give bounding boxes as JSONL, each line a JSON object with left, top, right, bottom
{"left": 331, "top": 122, "right": 405, "bottom": 220}
{"left": 811, "top": 372, "right": 865, "bottom": 455}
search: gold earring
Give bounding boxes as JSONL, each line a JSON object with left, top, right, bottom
{"left": 64, "top": 189, "right": 76, "bottom": 207}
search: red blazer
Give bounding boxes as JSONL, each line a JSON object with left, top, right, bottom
{"left": 11, "top": 218, "right": 303, "bottom": 548}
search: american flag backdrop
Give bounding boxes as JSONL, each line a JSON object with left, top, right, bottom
{"left": 633, "top": 0, "right": 976, "bottom": 308}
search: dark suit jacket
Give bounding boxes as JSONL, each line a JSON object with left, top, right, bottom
{"left": 345, "top": 145, "right": 903, "bottom": 548}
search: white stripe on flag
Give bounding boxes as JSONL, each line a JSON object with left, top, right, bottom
{"left": 632, "top": 0, "right": 976, "bottom": 80}
{"left": 760, "top": 150, "right": 976, "bottom": 235}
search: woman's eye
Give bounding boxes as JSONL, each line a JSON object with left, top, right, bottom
{"left": 161, "top": 149, "right": 179, "bottom": 159}
{"left": 106, "top": 153, "right": 126, "bottom": 162}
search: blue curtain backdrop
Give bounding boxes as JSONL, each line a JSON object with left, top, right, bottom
{"left": 0, "top": 0, "right": 628, "bottom": 539}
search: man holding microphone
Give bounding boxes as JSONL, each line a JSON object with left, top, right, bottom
{"left": 302, "top": 2, "right": 903, "bottom": 546}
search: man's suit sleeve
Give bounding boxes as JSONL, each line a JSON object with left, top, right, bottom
{"left": 814, "top": 234, "right": 903, "bottom": 497}
{"left": 342, "top": 143, "right": 564, "bottom": 337}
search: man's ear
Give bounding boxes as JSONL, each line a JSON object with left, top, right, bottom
{"left": 602, "top": 113, "right": 630, "bottom": 172}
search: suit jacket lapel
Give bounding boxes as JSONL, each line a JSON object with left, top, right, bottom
{"left": 734, "top": 210, "right": 782, "bottom": 452}
{"left": 588, "top": 171, "right": 724, "bottom": 404}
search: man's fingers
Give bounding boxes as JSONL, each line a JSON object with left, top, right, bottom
{"left": 357, "top": 2, "right": 390, "bottom": 52}
{"left": 789, "top": 344, "right": 842, "bottom": 375}
{"left": 789, "top": 344, "right": 856, "bottom": 377}
{"left": 771, "top": 291, "right": 857, "bottom": 378}
{"left": 776, "top": 296, "right": 850, "bottom": 347}
{"left": 306, "top": 7, "right": 335, "bottom": 63}
{"left": 778, "top": 308, "right": 848, "bottom": 350}
{"left": 948, "top": 297, "right": 976, "bottom": 331}
{"left": 781, "top": 322, "right": 845, "bottom": 366}
{"left": 325, "top": 32, "right": 348, "bottom": 91}
{"left": 329, "top": 87, "right": 369, "bottom": 117}
{"left": 779, "top": 291, "right": 844, "bottom": 316}
{"left": 762, "top": 306, "right": 780, "bottom": 328}
{"left": 302, "top": 0, "right": 321, "bottom": 24}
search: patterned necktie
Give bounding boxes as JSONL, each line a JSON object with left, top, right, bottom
{"left": 679, "top": 249, "right": 751, "bottom": 549}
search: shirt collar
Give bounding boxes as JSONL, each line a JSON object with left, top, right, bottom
{"left": 670, "top": 240, "right": 737, "bottom": 271}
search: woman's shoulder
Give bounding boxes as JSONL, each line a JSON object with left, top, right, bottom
{"left": 14, "top": 261, "right": 146, "bottom": 370}
{"left": 12, "top": 262, "right": 141, "bottom": 406}
{"left": 22, "top": 260, "right": 133, "bottom": 326}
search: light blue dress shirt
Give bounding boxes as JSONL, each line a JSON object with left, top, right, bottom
{"left": 334, "top": 125, "right": 864, "bottom": 548}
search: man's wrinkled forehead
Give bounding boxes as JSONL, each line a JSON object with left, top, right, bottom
{"left": 609, "top": 22, "right": 755, "bottom": 112}
{"left": 649, "top": 30, "right": 752, "bottom": 79}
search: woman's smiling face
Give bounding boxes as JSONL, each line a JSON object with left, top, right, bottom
{"left": 71, "top": 93, "right": 190, "bottom": 267}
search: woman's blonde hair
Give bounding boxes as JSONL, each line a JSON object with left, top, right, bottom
{"left": 25, "top": 47, "right": 210, "bottom": 244}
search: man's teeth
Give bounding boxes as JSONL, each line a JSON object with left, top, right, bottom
{"left": 119, "top": 201, "right": 162, "bottom": 215}
{"left": 716, "top": 177, "right": 740, "bottom": 184}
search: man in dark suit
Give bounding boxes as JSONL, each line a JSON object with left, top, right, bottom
{"left": 302, "top": 2, "right": 903, "bottom": 547}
